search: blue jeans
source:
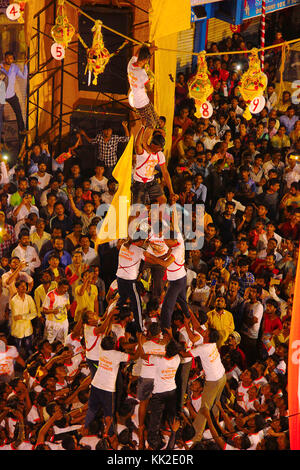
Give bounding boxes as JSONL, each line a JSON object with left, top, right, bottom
{"left": 160, "top": 275, "right": 189, "bottom": 329}
{"left": 85, "top": 385, "right": 115, "bottom": 435}
{"left": 117, "top": 277, "right": 143, "bottom": 332}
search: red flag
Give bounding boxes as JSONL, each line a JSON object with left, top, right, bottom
{"left": 288, "top": 243, "right": 300, "bottom": 449}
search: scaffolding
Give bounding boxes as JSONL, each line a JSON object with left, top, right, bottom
{"left": 26, "top": 0, "right": 139, "bottom": 150}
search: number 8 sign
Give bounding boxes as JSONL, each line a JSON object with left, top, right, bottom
{"left": 51, "top": 43, "right": 65, "bottom": 61}
{"left": 249, "top": 96, "right": 265, "bottom": 114}
{"left": 6, "top": 3, "right": 21, "bottom": 21}
{"left": 200, "top": 101, "right": 213, "bottom": 119}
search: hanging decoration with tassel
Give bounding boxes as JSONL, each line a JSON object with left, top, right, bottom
{"left": 239, "top": 48, "right": 268, "bottom": 120}
{"left": 187, "top": 51, "right": 213, "bottom": 118}
{"left": 78, "top": 21, "right": 128, "bottom": 86}
{"left": 51, "top": 0, "right": 75, "bottom": 49}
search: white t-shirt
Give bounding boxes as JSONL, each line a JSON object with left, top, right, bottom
{"left": 111, "top": 323, "right": 126, "bottom": 343}
{"left": 90, "top": 175, "right": 108, "bottom": 193}
{"left": 92, "top": 349, "right": 130, "bottom": 392}
{"left": 190, "top": 343, "right": 225, "bottom": 382}
{"left": 166, "top": 234, "right": 186, "bottom": 281}
{"left": 42, "top": 289, "right": 70, "bottom": 323}
{"left": 241, "top": 301, "right": 264, "bottom": 339}
{"left": 84, "top": 325, "right": 103, "bottom": 361}
{"left": 151, "top": 354, "right": 180, "bottom": 394}
{"left": 31, "top": 172, "right": 51, "bottom": 189}
{"left": 135, "top": 340, "right": 166, "bottom": 378}
{"left": 116, "top": 243, "right": 145, "bottom": 280}
{"left": 79, "top": 435, "right": 100, "bottom": 450}
{"left": 65, "top": 333, "right": 84, "bottom": 356}
{"left": 127, "top": 56, "right": 150, "bottom": 108}
{"left": 0, "top": 345, "right": 19, "bottom": 377}
{"left": 133, "top": 150, "right": 166, "bottom": 183}
{"left": 147, "top": 231, "right": 169, "bottom": 257}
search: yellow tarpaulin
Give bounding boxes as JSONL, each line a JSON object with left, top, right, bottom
{"left": 154, "top": 34, "right": 178, "bottom": 160}
{"left": 149, "top": 0, "right": 191, "bottom": 43}
{"left": 96, "top": 136, "right": 134, "bottom": 246}
{"left": 150, "top": 0, "right": 191, "bottom": 160}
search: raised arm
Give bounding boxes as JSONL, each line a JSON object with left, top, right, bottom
{"left": 135, "top": 125, "right": 145, "bottom": 155}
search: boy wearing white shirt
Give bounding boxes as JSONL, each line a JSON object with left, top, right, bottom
{"left": 84, "top": 335, "right": 139, "bottom": 436}
{"left": 127, "top": 44, "right": 159, "bottom": 136}
{"left": 90, "top": 164, "right": 108, "bottom": 194}
{"left": 146, "top": 340, "right": 181, "bottom": 450}
{"left": 181, "top": 325, "right": 226, "bottom": 444}
{"left": 160, "top": 230, "right": 190, "bottom": 329}
{"left": 116, "top": 231, "right": 173, "bottom": 332}
{"left": 132, "top": 126, "right": 176, "bottom": 205}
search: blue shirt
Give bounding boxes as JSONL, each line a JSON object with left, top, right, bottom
{"left": 42, "top": 250, "right": 72, "bottom": 270}
{"left": 191, "top": 183, "right": 207, "bottom": 203}
{"left": 0, "top": 63, "right": 28, "bottom": 99}
{"left": 279, "top": 115, "right": 299, "bottom": 135}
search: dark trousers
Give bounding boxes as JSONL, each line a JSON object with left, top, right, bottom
{"left": 85, "top": 385, "right": 115, "bottom": 435}
{"left": 240, "top": 334, "right": 258, "bottom": 367}
{"left": 143, "top": 262, "right": 165, "bottom": 301}
{"left": 160, "top": 275, "right": 189, "bottom": 329}
{"left": 6, "top": 94, "right": 25, "bottom": 133}
{"left": 117, "top": 276, "right": 143, "bottom": 332}
{"left": 14, "top": 334, "right": 33, "bottom": 359}
{"left": 86, "top": 358, "right": 98, "bottom": 379}
{"left": 147, "top": 389, "right": 177, "bottom": 450}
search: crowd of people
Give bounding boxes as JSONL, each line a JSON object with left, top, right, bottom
{"left": 0, "top": 28, "right": 298, "bottom": 451}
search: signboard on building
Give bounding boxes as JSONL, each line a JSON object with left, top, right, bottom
{"left": 243, "top": 0, "right": 300, "bottom": 20}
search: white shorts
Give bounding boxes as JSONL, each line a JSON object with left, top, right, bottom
{"left": 44, "top": 319, "right": 69, "bottom": 344}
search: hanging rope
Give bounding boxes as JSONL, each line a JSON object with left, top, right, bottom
{"left": 63, "top": 0, "right": 300, "bottom": 57}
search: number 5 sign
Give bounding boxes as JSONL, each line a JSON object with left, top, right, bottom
{"left": 6, "top": 3, "right": 21, "bottom": 21}
{"left": 51, "top": 43, "right": 65, "bottom": 61}
{"left": 249, "top": 95, "right": 265, "bottom": 114}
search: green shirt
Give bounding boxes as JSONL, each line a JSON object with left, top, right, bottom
{"left": 10, "top": 192, "right": 35, "bottom": 207}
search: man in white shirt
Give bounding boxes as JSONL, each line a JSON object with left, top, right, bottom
{"left": 42, "top": 278, "right": 70, "bottom": 344}
{"left": 127, "top": 44, "right": 159, "bottom": 140}
{"left": 146, "top": 340, "right": 181, "bottom": 450}
{"left": 12, "top": 192, "right": 39, "bottom": 223}
{"left": 265, "top": 83, "right": 278, "bottom": 111}
{"left": 79, "top": 234, "right": 99, "bottom": 266}
{"left": 133, "top": 126, "right": 176, "bottom": 205}
{"left": 0, "top": 333, "right": 25, "bottom": 383}
{"left": 181, "top": 325, "right": 226, "bottom": 444}
{"left": 83, "top": 334, "right": 138, "bottom": 436}
{"left": 116, "top": 231, "right": 173, "bottom": 333}
{"left": 12, "top": 230, "right": 41, "bottom": 276}
{"left": 202, "top": 125, "right": 220, "bottom": 151}
{"left": 90, "top": 163, "right": 108, "bottom": 194}
{"left": 240, "top": 284, "right": 264, "bottom": 366}
{"left": 133, "top": 322, "right": 165, "bottom": 448}
{"left": 173, "top": 310, "right": 200, "bottom": 412}
{"left": 31, "top": 162, "right": 51, "bottom": 189}
{"left": 160, "top": 229, "right": 190, "bottom": 330}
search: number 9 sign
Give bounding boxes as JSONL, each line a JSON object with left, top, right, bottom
{"left": 200, "top": 101, "right": 213, "bottom": 119}
{"left": 51, "top": 43, "right": 65, "bottom": 61}
{"left": 249, "top": 96, "right": 265, "bottom": 114}
{"left": 6, "top": 3, "right": 21, "bottom": 21}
